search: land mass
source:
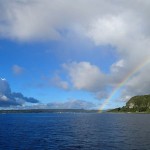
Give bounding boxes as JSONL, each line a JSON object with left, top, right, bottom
{"left": 109, "top": 95, "right": 150, "bottom": 113}
{"left": 0, "top": 109, "right": 99, "bottom": 114}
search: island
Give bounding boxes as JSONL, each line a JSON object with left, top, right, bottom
{"left": 109, "top": 95, "right": 150, "bottom": 113}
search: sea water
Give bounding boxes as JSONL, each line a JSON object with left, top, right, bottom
{"left": 0, "top": 113, "right": 150, "bottom": 150}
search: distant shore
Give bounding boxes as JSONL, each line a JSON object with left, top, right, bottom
{"left": 1, "top": 109, "right": 150, "bottom": 114}
{"left": 0, "top": 109, "right": 100, "bottom": 114}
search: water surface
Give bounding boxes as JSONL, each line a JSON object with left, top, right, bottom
{"left": 0, "top": 113, "right": 150, "bottom": 150}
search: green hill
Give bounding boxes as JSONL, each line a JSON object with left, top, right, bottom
{"left": 110, "top": 95, "right": 150, "bottom": 113}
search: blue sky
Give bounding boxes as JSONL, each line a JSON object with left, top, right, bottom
{"left": 0, "top": 37, "right": 117, "bottom": 108}
{"left": 0, "top": 1, "right": 150, "bottom": 109}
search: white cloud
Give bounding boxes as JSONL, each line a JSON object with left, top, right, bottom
{"left": 12, "top": 65, "right": 24, "bottom": 75}
{"left": 63, "top": 61, "right": 107, "bottom": 92}
{"left": 111, "top": 59, "right": 125, "bottom": 73}
{"left": 0, "top": 0, "right": 135, "bottom": 41}
{"left": 121, "top": 65, "right": 150, "bottom": 97}
{"left": 0, "top": 0, "right": 102, "bottom": 41}
{"left": 62, "top": 58, "right": 150, "bottom": 102}
{"left": 0, "top": 0, "right": 149, "bottom": 44}
{"left": 0, "top": 95, "right": 9, "bottom": 101}
{"left": 86, "top": 15, "right": 128, "bottom": 46}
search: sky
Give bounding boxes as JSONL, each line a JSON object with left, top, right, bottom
{"left": 0, "top": 0, "right": 150, "bottom": 110}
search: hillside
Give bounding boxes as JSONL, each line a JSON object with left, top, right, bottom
{"left": 110, "top": 95, "right": 150, "bottom": 113}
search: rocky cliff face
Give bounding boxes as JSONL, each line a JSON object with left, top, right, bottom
{"left": 126, "top": 95, "right": 150, "bottom": 111}
{"left": 110, "top": 95, "right": 150, "bottom": 112}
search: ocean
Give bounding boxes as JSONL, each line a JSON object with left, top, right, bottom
{"left": 0, "top": 113, "right": 150, "bottom": 150}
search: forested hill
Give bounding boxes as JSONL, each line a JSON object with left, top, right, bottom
{"left": 110, "top": 95, "right": 150, "bottom": 113}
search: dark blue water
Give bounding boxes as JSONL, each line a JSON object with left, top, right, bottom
{"left": 0, "top": 113, "right": 150, "bottom": 150}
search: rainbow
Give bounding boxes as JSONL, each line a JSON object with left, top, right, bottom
{"left": 98, "top": 57, "right": 150, "bottom": 113}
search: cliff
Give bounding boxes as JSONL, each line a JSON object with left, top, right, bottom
{"left": 110, "top": 95, "right": 150, "bottom": 113}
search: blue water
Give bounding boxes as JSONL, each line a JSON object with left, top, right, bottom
{"left": 0, "top": 113, "right": 150, "bottom": 150}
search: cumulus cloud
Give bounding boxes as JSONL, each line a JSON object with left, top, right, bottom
{"left": 12, "top": 65, "right": 24, "bottom": 75}
{"left": 63, "top": 61, "right": 107, "bottom": 92}
{"left": 0, "top": 78, "right": 39, "bottom": 107}
{"left": 61, "top": 59, "right": 150, "bottom": 102}
{"left": 47, "top": 99, "right": 96, "bottom": 109}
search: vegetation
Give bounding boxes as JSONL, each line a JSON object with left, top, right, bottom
{"left": 109, "top": 95, "right": 150, "bottom": 113}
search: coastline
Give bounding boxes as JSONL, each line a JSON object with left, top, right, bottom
{"left": 0, "top": 109, "right": 99, "bottom": 114}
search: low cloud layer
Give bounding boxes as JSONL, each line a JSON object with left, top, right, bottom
{"left": 0, "top": 78, "right": 39, "bottom": 107}
{"left": 47, "top": 99, "right": 96, "bottom": 110}
{"left": 7, "top": 99, "right": 96, "bottom": 110}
